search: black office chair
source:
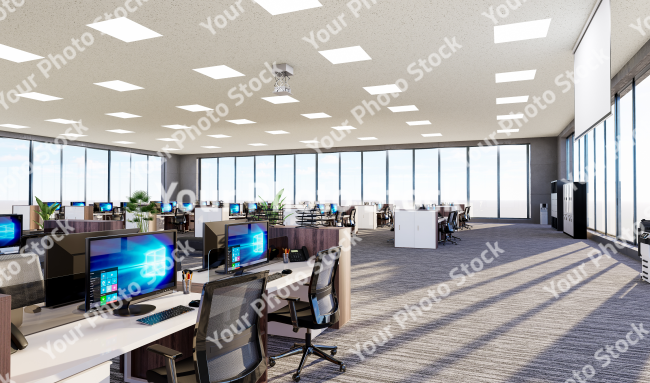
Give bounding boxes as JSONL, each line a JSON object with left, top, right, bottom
{"left": 173, "top": 211, "right": 186, "bottom": 233}
{"left": 461, "top": 206, "right": 473, "bottom": 230}
{"left": 439, "top": 211, "right": 457, "bottom": 246}
{"left": 146, "top": 271, "right": 269, "bottom": 383}
{"left": 268, "top": 247, "right": 346, "bottom": 382}
{"left": 334, "top": 211, "right": 343, "bottom": 227}
{"left": 451, "top": 210, "right": 462, "bottom": 241}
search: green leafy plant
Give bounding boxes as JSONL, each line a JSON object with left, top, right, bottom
{"left": 34, "top": 197, "right": 59, "bottom": 229}
{"left": 125, "top": 190, "right": 160, "bottom": 232}
{"left": 257, "top": 188, "right": 293, "bottom": 225}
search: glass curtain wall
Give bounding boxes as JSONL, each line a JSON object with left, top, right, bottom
{"left": 414, "top": 149, "right": 438, "bottom": 206}
{"left": 317, "top": 153, "right": 339, "bottom": 203}
{"left": 439, "top": 148, "right": 467, "bottom": 204}
{"left": 148, "top": 156, "right": 162, "bottom": 201}
{"left": 110, "top": 152, "right": 131, "bottom": 203}
{"left": 595, "top": 124, "right": 605, "bottom": 233}
{"left": 200, "top": 158, "right": 219, "bottom": 202}
{"left": 295, "top": 154, "right": 316, "bottom": 203}
{"left": 218, "top": 157, "right": 235, "bottom": 203}
{"left": 362, "top": 151, "right": 386, "bottom": 204}
{"left": 235, "top": 157, "right": 254, "bottom": 203}
{"left": 388, "top": 150, "right": 413, "bottom": 209}
{"left": 276, "top": 155, "right": 294, "bottom": 204}
{"left": 469, "top": 146, "right": 498, "bottom": 218}
{"left": 500, "top": 145, "right": 528, "bottom": 218}
{"left": 340, "top": 152, "right": 361, "bottom": 206}
{"left": 62, "top": 145, "right": 85, "bottom": 206}
{"left": 255, "top": 156, "right": 275, "bottom": 202}
{"left": 0, "top": 138, "right": 29, "bottom": 212}
{"left": 32, "top": 142, "right": 61, "bottom": 205}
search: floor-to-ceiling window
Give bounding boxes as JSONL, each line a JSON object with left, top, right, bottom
{"left": 605, "top": 108, "right": 617, "bottom": 236}
{"left": 595, "top": 124, "right": 605, "bottom": 233}
{"left": 414, "top": 149, "right": 438, "bottom": 206}
{"left": 235, "top": 157, "right": 254, "bottom": 203}
{"left": 619, "top": 86, "right": 634, "bottom": 242}
{"left": 276, "top": 155, "right": 294, "bottom": 204}
{"left": 131, "top": 154, "right": 148, "bottom": 195}
{"left": 340, "top": 152, "right": 361, "bottom": 206}
{"left": 32, "top": 142, "right": 61, "bottom": 205}
{"left": 317, "top": 153, "right": 339, "bottom": 203}
{"left": 470, "top": 146, "right": 498, "bottom": 217}
{"left": 637, "top": 72, "right": 650, "bottom": 226}
{"left": 388, "top": 150, "right": 413, "bottom": 209}
{"left": 62, "top": 145, "right": 85, "bottom": 206}
{"left": 219, "top": 157, "right": 235, "bottom": 203}
{"left": 148, "top": 156, "right": 162, "bottom": 201}
{"left": 110, "top": 151, "right": 131, "bottom": 203}
{"left": 500, "top": 145, "right": 528, "bottom": 218}
{"left": 200, "top": 158, "right": 219, "bottom": 202}
{"left": 295, "top": 154, "right": 316, "bottom": 203}
{"left": 255, "top": 156, "right": 275, "bottom": 202}
{"left": 586, "top": 129, "right": 595, "bottom": 229}
{"left": 0, "top": 138, "right": 29, "bottom": 213}
{"left": 86, "top": 149, "right": 108, "bottom": 205}
{"left": 362, "top": 151, "right": 386, "bottom": 204}
{"left": 439, "top": 148, "right": 467, "bottom": 204}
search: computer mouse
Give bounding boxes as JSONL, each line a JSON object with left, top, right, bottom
{"left": 282, "top": 269, "right": 293, "bottom": 275}
{"left": 189, "top": 300, "right": 200, "bottom": 308}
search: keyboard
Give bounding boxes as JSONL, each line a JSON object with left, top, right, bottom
{"left": 136, "top": 305, "right": 195, "bottom": 326}
{"left": 267, "top": 272, "right": 286, "bottom": 282}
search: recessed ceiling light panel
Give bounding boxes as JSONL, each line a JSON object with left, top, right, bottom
{"left": 193, "top": 65, "right": 244, "bottom": 80}
{"left": 300, "top": 140, "right": 319, "bottom": 144}
{"left": 406, "top": 121, "right": 431, "bottom": 126}
{"left": 496, "top": 96, "right": 529, "bottom": 105}
{"left": 202, "top": 146, "right": 220, "bottom": 149}
{"left": 114, "top": 141, "right": 135, "bottom": 144}
{"left": 332, "top": 126, "right": 356, "bottom": 130}
{"left": 0, "top": 43, "right": 43, "bottom": 63}
{"left": 358, "top": 137, "right": 378, "bottom": 141}
{"left": 17, "top": 92, "right": 62, "bottom": 101}
{"left": 497, "top": 129, "right": 520, "bottom": 133}
{"left": 266, "top": 130, "right": 290, "bottom": 134}
{"left": 262, "top": 96, "right": 299, "bottom": 104}
{"left": 319, "top": 46, "right": 371, "bottom": 64}
{"left": 301, "top": 113, "right": 331, "bottom": 119}
{"left": 106, "top": 129, "right": 134, "bottom": 134}
{"left": 388, "top": 105, "right": 418, "bottom": 113}
{"left": 94, "top": 80, "right": 143, "bottom": 92}
{"left": 46, "top": 119, "right": 78, "bottom": 124}
{"left": 421, "top": 133, "right": 442, "bottom": 137}
{"left": 363, "top": 84, "right": 402, "bottom": 95}
{"left": 226, "top": 119, "right": 255, "bottom": 125}
{"left": 162, "top": 125, "right": 191, "bottom": 130}
{"left": 497, "top": 114, "right": 524, "bottom": 120}
{"left": 106, "top": 112, "right": 141, "bottom": 119}
{"left": 87, "top": 18, "right": 162, "bottom": 42}
{"left": 494, "top": 19, "right": 552, "bottom": 44}
{"left": 249, "top": 143, "right": 267, "bottom": 146}
{"left": 177, "top": 105, "right": 213, "bottom": 112}
{"left": 0, "top": 124, "right": 29, "bottom": 129}
{"left": 157, "top": 138, "right": 178, "bottom": 142}
{"left": 255, "top": 0, "right": 322, "bottom": 15}
{"left": 60, "top": 133, "right": 86, "bottom": 138}
{"left": 208, "top": 134, "right": 231, "bottom": 138}
{"left": 495, "top": 70, "right": 536, "bottom": 83}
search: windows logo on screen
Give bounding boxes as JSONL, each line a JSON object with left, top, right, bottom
{"left": 253, "top": 233, "right": 264, "bottom": 253}
{"left": 0, "top": 224, "right": 13, "bottom": 240}
{"left": 144, "top": 248, "right": 166, "bottom": 277}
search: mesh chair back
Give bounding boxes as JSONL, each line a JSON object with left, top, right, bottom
{"left": 465, "top": 206, "right": 471, "bottom": 220}
{"left": 194, "top": 271, "right": 268, "bottom": 383}
{"left": 0, "top": 253, "right": 45, "bottom": 309}
{"left": 350, "top": 210, "right": 356, "bottom": 227}
{"left": 308, "top": 247, "right": 341, "bottom": 326}
{"left": 446, "top": 211, "right": 456, "bottom": 233}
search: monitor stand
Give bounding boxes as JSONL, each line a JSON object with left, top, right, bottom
{"left": 112, "top": 300, "right": 156, "bottom": 317}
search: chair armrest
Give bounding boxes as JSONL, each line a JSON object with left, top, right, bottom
{"left": 279, "top": 296, "right": 301, "bottom": 332}
{"left": 147, "top": 344, "right": 183, "bottom": 360}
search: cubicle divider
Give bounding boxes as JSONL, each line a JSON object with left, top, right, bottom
{"left": 0, "top": 295, "right": 8, "bottom": 381}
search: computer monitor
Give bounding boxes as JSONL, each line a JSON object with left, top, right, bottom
{"left": 229, "top": 203, "right": 241, "bottom": 215}
{"left": 182, "top": 203, "right": 194, "bottom": 212}
{"left": 377, "top": 203, "right": 383, "bottom": 210}
{"left": 201, "top": 201, "right": 209, "bottom": 206}
{"left": 99, "top": 202, "right": 113, "bottom": 212}
{"left": 225, "top": 221, "right": 268, "bottom": 274}
{"left": 121, "top": 202, "right": 129, "bottom": 208}
{"left": 160, "top": 203, "right": 172, "bottom": 213}
{"left": 317, "top": 204, "right": 326, "bottom": 214}
{"left": 70, "top": 202, "right": 85, "bottom": 207}
{"left": 85, "top": 230, "right": 177, "bottom": 316}
{"left": 330, "top": 204, "right": 338, "bottom": 214}
{"left": 46, "top": 202, "right": 61, "bottom": 211}
{"left": 0, "top": 215, "right": 22, "bottom": 251}
{"left": 170, "top": 201, "right": 177, "bottom": 208}
{"left": 44, "top": 228, "right": 139, "bottom": 307}
{"left": 248, "top": 202, "right": 257, "bottom": 211}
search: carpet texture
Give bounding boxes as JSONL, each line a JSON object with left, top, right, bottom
{"left": 111, "top": 224, "right": 650, "bottom": 382}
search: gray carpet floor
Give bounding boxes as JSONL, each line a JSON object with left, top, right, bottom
{"left": 111, "top": 224, "right": 650, "bottom": 382}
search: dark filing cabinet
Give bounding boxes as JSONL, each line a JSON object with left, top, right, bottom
{"left": 563, "top": 182, "right": 587, "bottom": 239}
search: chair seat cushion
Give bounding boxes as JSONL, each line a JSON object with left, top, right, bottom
{"left": 268, "top": 301, "right": 329, "bottom": 330}
{"left": 146, "top": 357, "right": 196, "bottom": 383}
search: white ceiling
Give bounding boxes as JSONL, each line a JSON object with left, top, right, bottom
{"left": 1, "top": 0, "right": 649, "bottom": 154}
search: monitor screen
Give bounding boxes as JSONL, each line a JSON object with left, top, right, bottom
{"left": 86, "top": 231, "right": 176, "bottom": 311}
{"left": 225, "top": 222, "right": 268, "bottom": 273}
{"left": 229, "top": 203, "right": 240, "bottom": 215}
{"left": 330, "top": 204, "right": 338, "bottom": 214}
{"left": 0, "top": 215, "right": 21, "bottom": 249}
{"left": 182, "top": 203, "right": 194, "bottom": 212}
{"left": 317, "top": 204, "right": 326, "bottom": 214}
{"left": 201, "top": 201, "right": 208, "bottom": 206}
{"left": 170, "top": 201, "right": 177, "bottom": 207}
{"left": 71, "top": 202, "right": 85, "bottom": 207}
{"left": 377, "top": 203, "right": 383, "bottom": 210}
{"left": 99, "top": 203, "right": 113, "bottom": 212}
{"left": 160, "top": 203, "right": 172, "bottom": 213}
{"left": 121, "top": 202, "right": 129, "bottom": 208}
{"left": 248, "top": 203, "right": 257, "bottom": 211}
{"left": 46, "top": 202, "right": 61, "bottom": 211}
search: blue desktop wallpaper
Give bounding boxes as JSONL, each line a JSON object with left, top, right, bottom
{"left": 99, "top": 202, "right": 113, "bottom": 212}
{"left": 46, "top": 202, "right": 61, "bottom": 211}
{"left": 71, "top": 202, "right": 85, "bottom": 207}
{"left": 317, "top": 204, "right": 326, "bottom": 214}
{"left": 0, "top": 216, "right": 21, "bottom": 248}
{"left": 248, "top": 203, "right": 257, "bottom": 210}
{"left": 227, "top": 223, "right": 268, "bottom": 270}
{"left": 230, "top": 204, "right": 240, "bottom": 214}
{"left": 89, "top": 233, "right": 175, "bottom": 300}
{"left": 182, "top": 203, "right": 194, "bottom": 212}
{"left": 330, "top": 204, "right": 338, "bottom": 214}
{"left": 161, "top": 203, "right": 172, "bottom": 213}
{"left": 171, "top": 201, "right": 177, "bottom": 207}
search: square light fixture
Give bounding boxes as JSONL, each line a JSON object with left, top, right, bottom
{"left": 46, "top": 119, "right": 78, "bottom": 124}
{"left": 406, "top": 121, "right": 431, "bottom": 126}
{"left": 0, "top": 43, "right": 42, "bottom": 63}
{"left": 300, "top": 140, "right": 319, "bottom": 144}
{"left": 114, "top": 141, "right": 135, "bottom": 144}
{"left": 332, "top": 126, "right": 356, "bottom": 130}
{"left": 497, "top": 114, "right": 524, "bottom": 120}
{"left": 193, "top": 65, "right": 244, "bottom": 80}
{"left": 177, "top": 104, "right": 212, "bottom": 112}
{"left": 86, "top": 18, "right": 162, "bottom": 43}
{"left": 266, "top": 130, "right": 289, "bottom": 134}
{"left": 94, "top": 80, "right": 143, "bottom": 92}
{"left": 319, "top": 46, "right": 371, "bottom": 64}
{"left": 496, "top": 96, "right": 529, "bottom": 105}
{"left": 17, "top": 92, "right": 62, "bottom": 101}
{"left": 162, "top": 125, "right": 191, "bottom": 130}
{"left": 60, "top": 133, "right": 86, "bottom": 138}
{"left": 497, "top": 129, "right": 520, "bottom": 133}
{"left": 388, "top": 105, "right": 418, "bottom": 113}
{"left": 163, "top": 148, "right": 180, "bottom": 151}
{"left": 0, "top": 124, "right": 29, "bottom": 129}
{"left": 106, "top": 129, "right": 134, "bottom": 134}
{"left": 106, "top": 112, "right": 141, "bottom": 119}
{"left": 226, "top": 119, "right": 255, "bottom": 125}
{"left": 358, "top": 137, "right": 378, "bottom": 141}
{"left": 301, "top": 113, "right": 331, "bottom": 119}
{"left": 157, "top": 138, "right": 178, "bottom": 141}
{"left": 363, "top": 84, "right": 402, "bottom": 95}
{"left": 494, "top": 19, "right": 552, "bottom": 44}
{"left": 255, "top": 0, "right": 322, "bottom": 15}
{"left": 202, "top": 146, "right": 220, "bottom": 149}
{"left": 249, "top": 143, "right": 267, "bottom": 146}
{"left": 421, "top": 133, "right": 442, "bottom": 137}
{"left": 495, "top": 70, "right": 536, "bottom": 83}
{"left": 208, "top": 134, "right": 231, "bottom": 138}
{"left": 262, "top": 96, "right": 299, "bottom": 104}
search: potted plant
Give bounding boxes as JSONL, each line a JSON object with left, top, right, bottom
{"left": 125, "top": 190, "right": 159, "bottom": 233}
{"left": 257, "top": 189, "right": 293, "bottom": 225}
{"left": 33, "top": 197, "right": 59, "bottom": 229}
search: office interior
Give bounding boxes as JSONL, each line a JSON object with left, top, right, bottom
{"left": 2, "top": 1, "right": 650, "bottom": 382}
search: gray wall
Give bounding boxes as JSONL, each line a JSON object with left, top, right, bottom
{"left": 166, "top": 137, "right": 558, "bottom": 223}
